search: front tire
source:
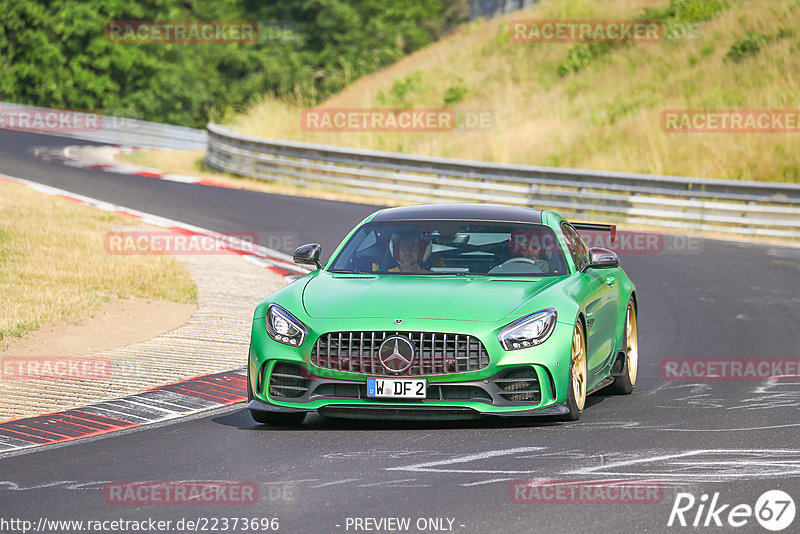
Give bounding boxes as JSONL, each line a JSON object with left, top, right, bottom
{"left": 607, "top": 299, "right": 638, "bottom": 395}
{"left": 562, "top": 321, "right": 587, "bottom": 421}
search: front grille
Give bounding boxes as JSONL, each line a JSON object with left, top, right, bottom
{"left": 269, "top": 363, "right": 310, "bottom": 399}
{"left": 495, "top": 367, "right": 540, "bottom": 403}
{"left": 311, "top": 331, "right": 490, "bottom": 376}
{"left": 311, "top": 383, "right": 492, "bottom": 403}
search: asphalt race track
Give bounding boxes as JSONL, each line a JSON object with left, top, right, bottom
{"left": 2, "top": 129, "right": 800, "bottom": 533}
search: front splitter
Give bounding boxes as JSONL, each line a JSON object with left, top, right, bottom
{"left": 247, "top": 398, "right": 569, "bottom": 421}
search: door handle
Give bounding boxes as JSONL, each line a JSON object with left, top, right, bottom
{"left": 605, "top": 276, "right": 615, "bottom": 287}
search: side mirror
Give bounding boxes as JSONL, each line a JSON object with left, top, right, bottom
{"left": 583, "top": 247, "right": 619, "bottom": 271}
{"left": 293, "top": 243, "right": 322, "bottom": 269}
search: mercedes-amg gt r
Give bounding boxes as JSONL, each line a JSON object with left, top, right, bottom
{"left": 247, "top": 203, "right": 638, "bottom": 424}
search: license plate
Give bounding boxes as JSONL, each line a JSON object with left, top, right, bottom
{"left": 366, "top": 378, "right": 426, "bottom": 399}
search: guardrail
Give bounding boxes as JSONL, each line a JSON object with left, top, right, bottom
{"left": 206, "top": 122, "right": 800, "bottom": 239}
{"left": 0, "top": 102, "right": 206, "bottom": 151}
{"left": 470, "top": 0, "right": 537, "bottom": 20}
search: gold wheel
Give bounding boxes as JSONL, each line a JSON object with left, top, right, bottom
{"left": 571, "top": 323, "right": 587, "bottom": 411}
{"left": 626, "top": 303, "right": 639, "bottom": 386}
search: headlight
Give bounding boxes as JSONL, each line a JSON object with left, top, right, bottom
{"left": 266, "top": 305, "right": 307, "bottom": 347}
{"left": 498, "top": 309, "right": 557, "bottom": 351}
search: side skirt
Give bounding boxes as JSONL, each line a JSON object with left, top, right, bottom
{"left": 587, "top": 376, "right": 615, "bottom": 395}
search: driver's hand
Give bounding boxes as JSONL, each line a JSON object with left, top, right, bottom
{"left": 530, "top": 259, "right": 549, "bottom": 272}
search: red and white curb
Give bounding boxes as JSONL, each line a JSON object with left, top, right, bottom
{"left": 34, "top": 145, "right": 237, "bottom": 188}
{"left": 0, "top": 172, "right": 310, "bottom": 452}
{"left": 0, "top": 369, "right": 248, "bottom": 454}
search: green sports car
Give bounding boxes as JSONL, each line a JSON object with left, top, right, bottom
{"left": 247, "top": 203, "right": 638, "bottom": 424}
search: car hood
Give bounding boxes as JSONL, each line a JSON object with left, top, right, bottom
{"left": 302, "top": 272, "right": 563, "bottom": 322}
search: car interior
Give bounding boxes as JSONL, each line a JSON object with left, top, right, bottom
{"left": 331, "top": 222, "right": 569, "bottom": 276}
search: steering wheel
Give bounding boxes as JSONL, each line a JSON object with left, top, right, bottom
{"left": 488, "top": 257, "right": 550, "bottom": 274}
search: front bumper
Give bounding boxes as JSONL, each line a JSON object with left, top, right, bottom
{"left": 248, "top": 317, "right": 576, "bottom": 419}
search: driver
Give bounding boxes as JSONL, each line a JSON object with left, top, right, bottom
{"left": 508, "top": 230, "right": 556, "bottom": 272}
{"left": 373, "top": 233, "right": 437, "bottom": 273}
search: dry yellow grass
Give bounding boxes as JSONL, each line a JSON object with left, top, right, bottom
{"left": 0, "top": 180, "right": 197, "bottom": 342}
{"left": 227, "top": 0, "right": 800, "bottom": 183}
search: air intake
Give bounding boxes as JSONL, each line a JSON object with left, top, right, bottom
{"left": 495, "top": 367, "right": 540, "bottom": 403}
{"left": 268, "top": 363, "right": 310, "bottom": 399}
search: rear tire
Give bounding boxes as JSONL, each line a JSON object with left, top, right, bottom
{"left": 607, "top": 299, "right": 638, "bottom": 395}
{"left": 562, "top": 321, "right": 587, "bottom": 421}
{"left": 250, "top": 410, "right": 306, "bottom": 426}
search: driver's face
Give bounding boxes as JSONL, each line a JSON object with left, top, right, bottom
{"left": 395, "top": 240, "right": 422, "bottom": 266}
{"left": 520, "top": 245, "right": 544, "bottom": 258}
{"left": 511, "top": 231, "right": 555, "bottom": 259}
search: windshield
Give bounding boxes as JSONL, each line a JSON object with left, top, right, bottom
{"left": 329, "top": 220, "right": 568, "bottom": 276}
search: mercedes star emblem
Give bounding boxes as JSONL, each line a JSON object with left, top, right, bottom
{"left": 378, "top": 335, "right": 415, "bottom": 373}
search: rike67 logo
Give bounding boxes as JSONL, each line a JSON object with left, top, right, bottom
{"left": 668, "top": 490, "right": 796, "bottom": 531}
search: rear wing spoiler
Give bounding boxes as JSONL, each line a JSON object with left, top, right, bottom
{"left": 571, "top": 222, "right": 617, "bottom": 244}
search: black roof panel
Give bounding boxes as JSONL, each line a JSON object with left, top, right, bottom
{"left": 372, "top": 203, "right": 544, "bottom": 224}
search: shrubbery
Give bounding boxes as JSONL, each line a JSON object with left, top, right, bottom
{"left": 0, "top": 0, "right": 468, "bottom": 127}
